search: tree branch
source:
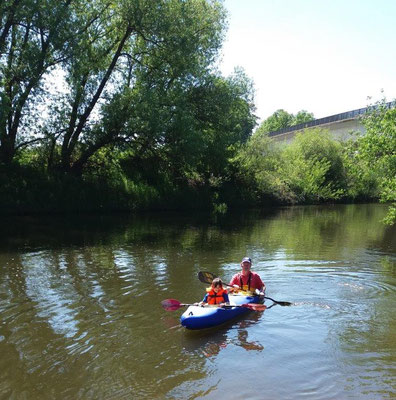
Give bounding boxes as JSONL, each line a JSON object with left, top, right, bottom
{"left": 0, "top": 0, "right": 21, "bottom": 55}
{"left": 65, "top": 26, "right": 133, "bottom": 163}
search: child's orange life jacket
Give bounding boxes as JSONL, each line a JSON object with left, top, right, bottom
{"left": 206, "top": 288, "right": 228, "bottom": 305}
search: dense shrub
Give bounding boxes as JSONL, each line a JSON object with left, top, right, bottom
{"left": 234, "top": 128, "right": 349, "bottom": 205}
{"left": 279, "top": 129, "right": 346, "bottom": 202}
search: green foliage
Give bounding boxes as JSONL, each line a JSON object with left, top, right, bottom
{"left": 294, "top": 110, "right": 315, "bottom": 125}
{"left": 1, "top": 2, "right": 394, "bottom": 218}
{"left": 0, "top": 0, "right": 86, "bottom": 164}
{"left": 233, "top": 129, "right": 285, "bottom": 203}
{"left": 1, "top": 0, "right": 255, "bottom": 214}
{"left": 234, "top": 105, "right": 395, "bottom": 220}
{"left": 281, "top": 129, "right": 346, "bottom": 202}
{"left": 341, "top": 139, "right": 379, "bottom": 200}
{"left": 103, "top": 67, "right": 257, "bottom": 212}
{"left": 186, "top": 69, "right": 256, "bottom": 176}
{"left": 232, "top": 107, "right": 396, "bottom": 220}
{"left": 0, "top": 147, "right": 164, "bottom": 213}
{"left": 56, "top": 0, "right": 227, "bottom": 173}
{"left": 357, "top": 100, "right": 396, "bottom": 224}
{"left": 235, "top": 128, "right": 348, "bottom": 205}
{"left": 0, "top": 0, "right": 228, "bottom": 173}
{"left": 256, "top": 109, "right": 294, "bottom": 134}
{"left": 256, "top": 108, "right": 315, "bottom": 135}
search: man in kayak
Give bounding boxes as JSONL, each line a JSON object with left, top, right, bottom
{"left": 229, "top": 257, "right": 266, "bottom": 295}
{"left": 197, "top": 278, "right": 230, "bottom": 306}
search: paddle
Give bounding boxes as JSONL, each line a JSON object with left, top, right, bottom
{"left": 161, "top": 299, "right": 266, "bottom": 312}
{"left": 198, "top": 271, "right": 293, "bottom": 306}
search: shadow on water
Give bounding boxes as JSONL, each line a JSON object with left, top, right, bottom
{"left": 0, "top": 207, "right": 284, "bottom": 251}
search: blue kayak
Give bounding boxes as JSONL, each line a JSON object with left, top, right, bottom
{"left": 180, "top": 293, "right": 263, "bottom": 330}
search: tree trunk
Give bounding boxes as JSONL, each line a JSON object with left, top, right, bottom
{"left": 60, "top": 26, "right": 132, "bottom": 173}
{"left": 0, "top": 135, "right": 16, "bottom": 165}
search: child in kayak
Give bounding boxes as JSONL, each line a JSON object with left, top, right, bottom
{"left": 197, "top": 278, "right": 230, "bottom": 306}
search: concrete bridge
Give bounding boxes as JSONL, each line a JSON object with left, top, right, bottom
{"left": 268, "top": 102, "right": 394, "bottom": 144}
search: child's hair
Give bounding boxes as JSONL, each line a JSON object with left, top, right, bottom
{"left": 212, "top": 277, "right": 223, "bottom": 287}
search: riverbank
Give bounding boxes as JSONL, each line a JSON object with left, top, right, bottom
{"left": 0, "top": 161, "right": 378, "bottom": 216}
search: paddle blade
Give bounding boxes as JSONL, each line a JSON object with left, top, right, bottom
{"left": 198, "top": 271, "right": 216, "bottom": 284}
{"left": 263, "top": 296, "right": 293, "bottom": 306}
{"left": 242, "top": 303, "right": 267, "bottom": 312}
{"left": 276, "top": 301, "right": 293, "bottom": 306}
{"left": 161, "top": 299, "right": 182, "bottom": 311}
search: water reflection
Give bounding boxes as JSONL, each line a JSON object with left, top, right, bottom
{"left": 182, "top": 313, "right": 266, "bottom": 359}
{"left": 22, "top": 251, "right": 79, "bottom": 338}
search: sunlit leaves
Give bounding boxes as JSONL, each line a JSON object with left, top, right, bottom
{"left": 358, "top": 100, "right": 396, "bottom": 224}
{"left": 256, "top": 109, "right": 315, "bottom": 135}
{"left": 237, "top": 128, "right": 346, "bottom": 204}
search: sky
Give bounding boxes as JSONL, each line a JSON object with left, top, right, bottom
{"left": 219, "top": 0, "right": 396, "bottom": 121}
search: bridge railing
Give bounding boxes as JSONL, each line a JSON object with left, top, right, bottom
{"left": 268, "top": 101, "right": 395, "bottom": 137}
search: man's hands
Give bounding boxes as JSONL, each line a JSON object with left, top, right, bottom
{"left": 229, "top": 284, "right": 240, "bottom": 293}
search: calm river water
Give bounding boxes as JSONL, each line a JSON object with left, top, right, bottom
{"left": 0, "top": 204, "right": 395, "bottom": 399}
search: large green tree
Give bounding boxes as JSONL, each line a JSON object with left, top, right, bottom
{"left": 48, "top": 0, "right": 226, "bottom": 174}
{"left": 103, "top": 67, "right": 256, "bottom": 189}
{"left": 0, "top": 0, "right": 227, "bottom": 172}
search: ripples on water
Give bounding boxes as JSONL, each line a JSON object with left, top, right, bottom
{"left": 0, "top": 205, "right": 395, "bottom": 399}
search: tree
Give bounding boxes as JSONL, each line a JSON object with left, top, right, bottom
{"left": 233, "top": 125, "right": 283, "bottom": 204}
{"left": 256, "top": 108, "right": 314, "bottom": 135}
{"left": 0, "top": 0, "right": 227, "bottom": 172}
{"left": 280, "top": 129, "right": 346, "bottom": 202}
{"left": 256, "top": 109, "right": 294, "bottom": 134}
{"left": 235, "top": 127, "right": 347, "bottom": 205}
{"left": 0, "top": 0, "right": 89, "bottom": 165}
{"left": 52, "top": 0, "right": 227, "bottom": 174}
{"left": 185, "top": 69, "right": 256, "bottom": 179}
{"left": 358, "top": 100, "right": 396, "bottom": 224}
{"left": 109, "top": 68, "right": 257, "bottom": 190}
{"left": 293, "top": 110, "right": 315, "bottom": 125}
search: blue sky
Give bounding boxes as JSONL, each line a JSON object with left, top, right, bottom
{"left": 219, "top": 0, "right": 396, "bottom": 121}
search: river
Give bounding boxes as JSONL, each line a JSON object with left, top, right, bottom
{"left": 0, "top": 204, "right": 395, "bottom": 399}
